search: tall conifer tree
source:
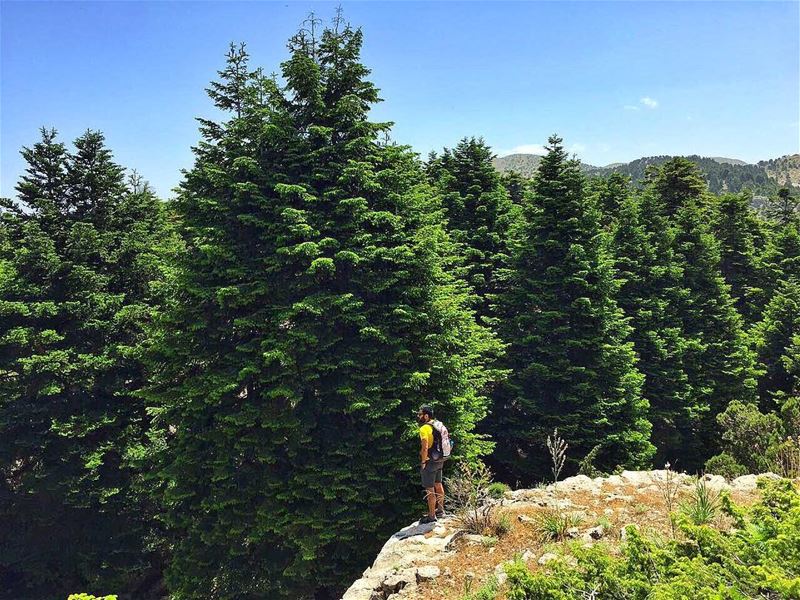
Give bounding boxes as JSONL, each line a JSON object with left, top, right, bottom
{"left": 427, "top": 137, "right": 521, "bottom": 326}
{"left": 712, "top": 191, "right": 768, "bottom": 326}
{"left": 752, "top": 279, "right": 800, "bottom": 413}
{"left": 491, "top": 136, "right": 653, "bottom": 482}
{"left": 0, "top": 129, "right": 175, "bottom": 597}
{"left": 763, "top": 222, "right": 800, "bottom": 288}
{"left": 149, "top": 21, "right": 498, "bottom": 599}
{"left": 671, "top": 200, "right": 756, "bottom": 465}
{"left": 612, "top": 190, "right": 692, "bottom": 463}
{"left": 588, "top": 172, "right": 631, "bottom": 229}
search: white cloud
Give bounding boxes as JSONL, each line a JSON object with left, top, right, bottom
{"left": 624, "top": 105, "right": 640, "bottom": 111}
{"left": 640, "top": 96, "right": 659, "bottom": 109}
{"left": 569, "top": 143, "right": 587, "bottom": 155}
{"left": 498, "top": 144, "right": 547, "bottom": 157}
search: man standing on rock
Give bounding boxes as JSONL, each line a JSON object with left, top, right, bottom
{"left": 418, "top": 405, "right": 446, "bottom": 524}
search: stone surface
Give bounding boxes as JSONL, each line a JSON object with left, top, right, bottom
{"left": 731, "top": 473, "right": 780, "bottom": 491}
{"left": 701, "top": 473, "right": 731, "bottom": 491}
{"left": 493, "top": 562, "right": 508, "bottom": 585}
{"left": 538, "top": 552, "right": 559, "bottom": 566}
{"left": 415, "top": 566, "right": 440, "bottom": 583}
{"left": 521, "top": 549, "right": 536, "bottom": 563}
{"left": 585, "top": 526, "right": 604, "bottom": 540}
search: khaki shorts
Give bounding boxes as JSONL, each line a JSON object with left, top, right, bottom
{"left": 420, "top": 460, "right": 444, "bottom": 488}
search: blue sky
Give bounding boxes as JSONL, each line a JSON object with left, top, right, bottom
{"left": 2, "top": 1, "right": 798, "bottom": 199}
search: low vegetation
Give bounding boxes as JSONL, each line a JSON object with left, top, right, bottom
{"left": 502, "top": 479, "right": 799, "bottom": 599}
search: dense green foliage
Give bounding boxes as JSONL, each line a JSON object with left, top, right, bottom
{"left": 712, "top": 191, "right": 769, "bottom": 325}
{"left": 612, "top": 188, "right": 692, "bottom": 465}
{"left": 0, "top": 130, "right": 176, "bottom": 598}
{"left": 490, "top": 136, "right": 653, "bottom": 482}
{"left": 2, "top": 14, "right": 799, "bottom": 600}
{"left": 146, "top": 24, "right": 499, "bottom": 599}
{"left": 504, "top": 478, "right": 800, "bottom": 599}
{"left": 427, "top": 137, "right": 521, "bottom": 326}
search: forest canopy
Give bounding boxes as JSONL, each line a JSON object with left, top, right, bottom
{"left": 1, "top": 14, "right": 799, "bottom": 600}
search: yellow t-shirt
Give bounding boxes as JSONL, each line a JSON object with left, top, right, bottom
{"left": 419, "top": 423, "right": 434, "bottom": 449}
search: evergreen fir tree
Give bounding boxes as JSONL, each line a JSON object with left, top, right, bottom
{"left": 0, "top": 129, "right": 175, "bottom": 597}
{"left": 712, "top": 191, "right": 768, "bottom": 325}
{"left": 641, "top": 159, "right": 757, "bottom": 467}
{"left": 611, "top": 190, "right": 692, "bottom": 464}
{"left": 427, "top": 137, "right": 521, "bottom": 326}
{"left": 588, "top": 172, "right": 631, "bottom": 228}
{"left": 763, "top": 221, "right": 800, "bottom": 288}
{"left": 671, "top": 199, "right": 757, "bottom": 466}
{"left": 765, "top": 187, "right": 800, "bottom": 227}
{"left": 149, "top": 22, "right": 499, "bottom": 600}
{"left": 649, "top": 157, "right": 710, "bottom": 217}
{"left": 491, "top": 135, "right": 654, "bottom": 482}
{"left": 752, "top": 279, "right": 800, "bottom": 413}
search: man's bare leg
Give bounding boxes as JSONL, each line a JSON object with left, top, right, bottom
{"left": 425, "top": 487, "right": 436, "bottom": 517}
{"left": 434, "top": 482, "right": 445, "bottom": 513}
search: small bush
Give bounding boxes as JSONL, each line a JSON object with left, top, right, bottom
{"left": 534, "top": 508, "right": 582, "bottom": 542}
{"left": 492, "top": 510, "right": 513, "bottom": 537}
{"left": 595, "top": 515, "right": 613, "bottom": 535}
{"left": 68, "top": 595, "right": 118, "bottom": 600}
{"left": 461, "top": 575, "right": 499, "bottom": 600}
{"left": 704, "top": 452, "right": 747, "bottom": 479}
{"left": 769, "top": 436, "right": 800, "bottom": 478}
{"left": 447, "top": 461, "right": 496, "bottom": 535}
{"left": 577, "top": 444, "right": 602, "bottom": 477}
{"left": 717, "top": 400, "right": 784, "bottom": 472}
{"left": 486, "top": 481, "right": 510, "bottom": 499}
{"left": 679, "top": 477, "right": 721, "bottom": 526}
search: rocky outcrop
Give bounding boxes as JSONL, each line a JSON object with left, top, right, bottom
{"left": 341, "top": 470, "right": 781, "bottom": 600}
{"left": 341, "top": 521, "right": 458, "bottom": 600}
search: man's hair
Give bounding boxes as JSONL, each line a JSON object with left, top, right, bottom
{"left": 419, "top": 405, "right": 434, "bottom": 418}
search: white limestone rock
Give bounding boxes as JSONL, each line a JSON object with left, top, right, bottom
{"left": 538, "top": 552, "right": 559, "bottom": 566}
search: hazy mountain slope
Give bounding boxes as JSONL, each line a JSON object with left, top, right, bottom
{"left": 493, "top": 152, "right": 798, "bottom": 196}
{"left": 491, "top": 154, "right": 543, "bottom": 177}
{"left": 759, "top": 154, "right": 800, "bottom": 188}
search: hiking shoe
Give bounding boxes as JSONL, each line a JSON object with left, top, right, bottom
{"left": 435, "top": 509, "right": 446, "bottom": 518}
{"left": 419, "top": 514, "right": 437, "bottom": 524}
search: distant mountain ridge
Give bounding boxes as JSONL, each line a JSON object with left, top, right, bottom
{"left": 493, "top": 153, "right": 800, "bottom": 196}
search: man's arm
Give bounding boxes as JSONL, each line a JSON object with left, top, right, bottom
{"left": 420, "top": 434, "right": 429, "bottom": 466}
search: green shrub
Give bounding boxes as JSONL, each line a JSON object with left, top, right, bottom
{"left": 533, "top": 509, "right": 582, "bottom": 542}
{"left": 461, "top": 575, "right": 499, "bottom": 600}
{"left": 486, "top": 482, "right": 511, "bottom": 499}
{"left": 595, "top": 516, "right": 613, "bottom": 535}
{"left": 768, "top": 435, "right": 800, "bottom": 478}
{"left": 577, "top": 444, "right": 603, "bottom": 478}
{"left": 493, "top": 511, "right": 513, "bottom": 537}
{"left": 448, "top": 461, "right": 496, "bottom": 534}
{"left": 716, "top": 401, "right": 785, "bottom": 472}
{"left": 504, "top": 479, "right": 800, "bottom": 599}
{"left": 68, "top": 595, "right": 118, "bottom": 600}
{"left": 679, "top": 477, "right": 721, "bottom": 525}
{"left": 704, "top": 452, "right": 747, "bottom": 479}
